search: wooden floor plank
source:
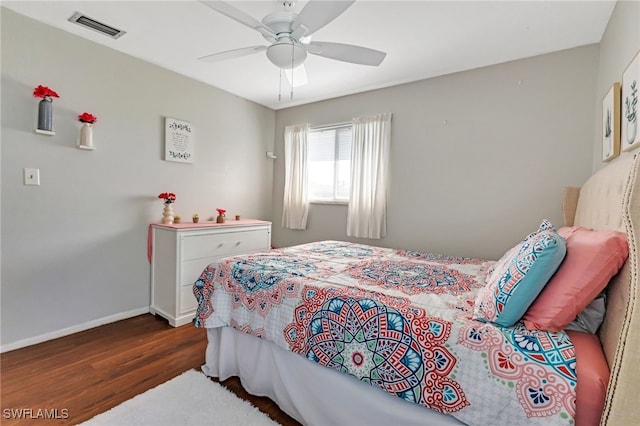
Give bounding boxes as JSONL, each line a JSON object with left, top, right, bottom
{"left": 0, "top": 314, "right": 299, "bottom": 425}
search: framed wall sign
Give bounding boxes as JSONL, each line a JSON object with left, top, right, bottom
{"left": 622, "top": 51, "right": 639, "bottom": 152}
{"left": 602, "top": 82, "right": 620, "bottom": 162}
{"left": 165, "top": 117, "right": 193, "bottom": 163}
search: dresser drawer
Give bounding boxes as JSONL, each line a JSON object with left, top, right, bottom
{"left": 180, "top": 285, "right": 198, "bottom": 314}
{"left": 182, "top": 257, "right": 219, "bottom": 287}
{"left": 181, "top": 229, "right": 269, "bottom": 260}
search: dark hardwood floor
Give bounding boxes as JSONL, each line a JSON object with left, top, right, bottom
{"left": 1, "top": 314, "right": 300, "bottom": 425}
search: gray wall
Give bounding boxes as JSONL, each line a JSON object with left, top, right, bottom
{"left": 593, "top": 0, "right": 640, "bottom": 171}
{"left": 0, "top": 9, "right": 275, "bottom": 349}
{"left": 2, "top": 1, "right": 636, "bottom": 350}
{"left": 273, "top": 46, "right": 600, "bottom": 260}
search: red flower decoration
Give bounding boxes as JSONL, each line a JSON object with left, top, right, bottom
{"left": 216, "top": 208, "right": 226, "bottom": 216}
{"left": 33, "top": 85, "right": 59, "bottom": 99}
{"left": 78, "top": 112, "right": 97, "bottom": 124}
{"left": 158, "top": 192, "right": 176, "bottom": 203}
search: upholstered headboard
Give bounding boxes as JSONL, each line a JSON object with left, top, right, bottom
{"left": 562, "top": 155, "right": 640, "bottom": 425}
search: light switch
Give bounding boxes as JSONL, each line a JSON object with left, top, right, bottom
{"left": 24, "top": 168, "right": 40, "bottom": 186}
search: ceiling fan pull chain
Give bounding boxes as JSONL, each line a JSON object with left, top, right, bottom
{"left": 278, "top": 68, "right": 282, "bottom": 102}
{"left": 290, "top": 41, "right": 294, "bottom": 100}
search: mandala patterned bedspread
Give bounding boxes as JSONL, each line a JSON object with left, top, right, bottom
{"left": 193, "top": 241, "right": 577, "bottom": 426}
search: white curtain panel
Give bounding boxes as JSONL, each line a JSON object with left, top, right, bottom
{"left": 282, "top": 123, "right": 310, "bottom": 230}
{"left": 347, "top": 113, "right": 392, "bottom": 239}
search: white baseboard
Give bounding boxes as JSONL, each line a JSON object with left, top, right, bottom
{"left": 0, "top": 307, "right": 150, "bottom": 353}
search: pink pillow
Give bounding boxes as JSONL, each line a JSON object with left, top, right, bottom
{"left": 523, "top": 227, "right": 628, "bottom": 331}
{"left": 567, "top": 330, "right": 609, "bottom": 426}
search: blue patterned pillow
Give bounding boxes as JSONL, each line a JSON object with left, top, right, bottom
{"left": 474, "top": 220, "right": 566, "bottom": 327}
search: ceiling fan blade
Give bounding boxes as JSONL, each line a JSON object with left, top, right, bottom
{"left": 199, "top": 1, "right": 275, "bottom": 38}
{"left": 293, "top": 0, "right": 355, "bottom": 37}
{"left": 306, "top": 41, "right": 386, "bottom": 66}
{"left": 198, "top": 45, "right": 267, "bottom": 62}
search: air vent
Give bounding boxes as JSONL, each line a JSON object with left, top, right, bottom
{"left": 68, "top": 12, "right": 126, "bottom": 39}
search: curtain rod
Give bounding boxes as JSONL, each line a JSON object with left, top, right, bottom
{"left": 310, "top": 121, "right": 351, "bottom": 131}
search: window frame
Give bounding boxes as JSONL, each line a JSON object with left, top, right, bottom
{"left": 307, "top": 122, "right": 352, "bottom": 204}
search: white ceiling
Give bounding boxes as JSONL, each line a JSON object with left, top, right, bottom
{"left": 3, "top": 0, "right": 616, "bottom": 110}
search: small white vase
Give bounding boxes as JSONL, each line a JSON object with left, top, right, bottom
{"left": 162, "top": 203, "right": 174, "bottom": 224}
{"left": 603, "top": 135, "right": 612, "bottom": 159}
{"left": 627, "top": 118, "right": 638, "bottom": 144}
{"left": 78, "top": 122, "right": 94, "bottom": 149}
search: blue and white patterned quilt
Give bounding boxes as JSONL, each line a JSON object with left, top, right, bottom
{"left": 193, "top": 241, "right": 577, "bottom": 426}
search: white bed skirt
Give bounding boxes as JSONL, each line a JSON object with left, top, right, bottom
{"left": 203, "top": 326, "right": 464, "bottom": 426}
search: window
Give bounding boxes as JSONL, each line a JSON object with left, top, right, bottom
{"left": 307, "top": 124, "right": 352, "bottom": 202}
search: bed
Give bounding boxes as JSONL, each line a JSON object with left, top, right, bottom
{"left": 193, "top": 154, "right": 639, "bottom": 426}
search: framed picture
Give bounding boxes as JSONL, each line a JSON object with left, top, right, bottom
{"left": 622, "top": 51, "right": 639, "bottom": 152}
{"left": 164, "top": 117, "right": 193, "bottom": 163}
{"left": 602, "top": 83, "right": 620, "bottom": 162}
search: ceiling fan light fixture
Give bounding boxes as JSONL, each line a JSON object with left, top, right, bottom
{"left": 266, "top": 41, "right": 307, "bottom": 69}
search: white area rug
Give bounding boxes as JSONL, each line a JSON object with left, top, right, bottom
{"left": 79, "top": 369, "right": 279, "bottom": 426}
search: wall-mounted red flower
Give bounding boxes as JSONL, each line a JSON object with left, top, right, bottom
{"left": 33, "top": 85, "right": 59, "bottom": 99}
{"left": 78, "top": 112, "right": 97, "bottom": 124}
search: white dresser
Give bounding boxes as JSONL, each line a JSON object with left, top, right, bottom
{"left": 149, "top": 220, "right": 272, "bottom": 326}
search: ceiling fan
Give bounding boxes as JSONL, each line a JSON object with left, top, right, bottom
{"left": 198, "top": 0, "right": 386, "bottom": 71}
